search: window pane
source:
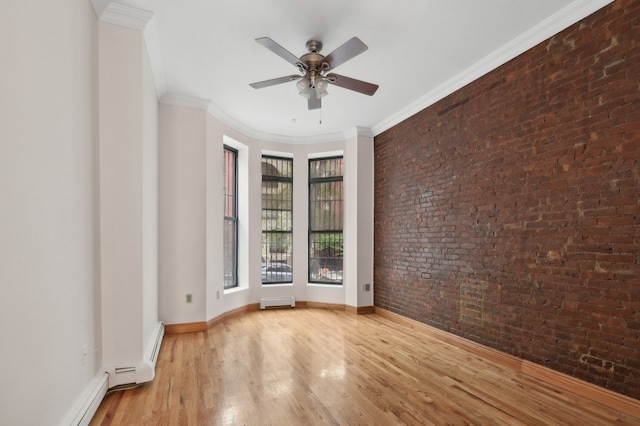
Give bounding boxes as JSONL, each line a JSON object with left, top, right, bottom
{"left": 262, "top": 156, "right": 293, "bottom": 284}
{"left": 309, "top": 181, "right": 343, "bottom": 231}
{"left": 309, "top": 232, "right": 343, "bottom": 283}
{"left": 223, "top": 218, "right": 237, "bottom": 288}
{"left": 262, "top": 156, "right": 293, "bottom": 179}
{"left": 309, "top": 157, "right": 343, "bottom": 179}
{"left": 224, "top": 150, "right": 236, "bottom": 217}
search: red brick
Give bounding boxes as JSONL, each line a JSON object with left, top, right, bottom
{"left": 374, "top": 0, "right": 640, "bottom": 400}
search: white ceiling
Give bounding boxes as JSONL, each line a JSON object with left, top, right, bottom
{"left": 95, "top": 0, "right": 612, "bottom": 143}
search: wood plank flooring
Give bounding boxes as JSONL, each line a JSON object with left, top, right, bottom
{"left": 90, "top": 309, "right": 639, "bottom": 425}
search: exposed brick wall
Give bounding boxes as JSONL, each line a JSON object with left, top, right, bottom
{"left": 374, "top": 0, "right": 640, "bottom": 399}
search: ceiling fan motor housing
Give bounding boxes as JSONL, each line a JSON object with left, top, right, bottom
{"left": 301, "top": 40, "right": 326, "bottom": 75}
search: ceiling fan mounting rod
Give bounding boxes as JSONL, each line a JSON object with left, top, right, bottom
{"left": 306, "top": 40, "right": 322, "bottom": 53}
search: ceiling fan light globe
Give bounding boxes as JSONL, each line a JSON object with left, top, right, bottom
{"left": 296, "top": 78, "right": 310, "bottom": 92}
{"left": 315, "top": 78, "right": 328, "bottom": 93}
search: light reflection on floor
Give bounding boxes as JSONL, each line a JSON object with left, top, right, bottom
{"left": 319, "top": 361, "right": 346, "bottom": 380}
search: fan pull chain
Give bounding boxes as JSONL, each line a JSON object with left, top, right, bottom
{"left": 319, "top": 106, "right": 322, "bottom": 125}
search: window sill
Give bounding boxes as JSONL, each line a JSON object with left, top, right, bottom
{"left": 262, "top": 283, "right": 294, "bottom": 287}
{"left": 224, "top": 285, "right": 248, "bottom": 295}
{"left": 307, "top": 282, "right": 344, "bottom": 288}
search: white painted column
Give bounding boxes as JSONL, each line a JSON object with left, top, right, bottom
{"left": 98, "top": 4, "right": 161, "bottom": 385}
{"left": 344, "top": 128, "right": 375, "bottom": 310}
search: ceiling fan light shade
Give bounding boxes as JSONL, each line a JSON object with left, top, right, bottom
{"left": 296, "top": 77, "right": 311, "bottom": 92}
{"left": 297, "top": 77, "right": 311, "bottom": 98}
{"left": 315, "top": 78, "right": 328, "bottom": 93}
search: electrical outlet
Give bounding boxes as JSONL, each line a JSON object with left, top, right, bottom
{"left": 186, "top": 294, "right": 193, "bottom": 303}
{"left": 363, "top": 283, "right": 371, "bottom": 292}
{"left": 82, "top": 344, "right": 88, "bottom": 365}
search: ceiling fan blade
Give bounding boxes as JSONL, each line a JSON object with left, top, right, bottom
{"left": 322, "top": 37, "right": 368, "bottom": 71}
{"left": 249, "top": 75, "right": 301, "bottom": 89}
{"left": 308, "top": 88, "right": 321, "bottom": 110}
{"left": 255, "top": 37, "right": 306, "bottom": 70}
{"left": 326, "top": 73, "right": 378, "bottom": 96}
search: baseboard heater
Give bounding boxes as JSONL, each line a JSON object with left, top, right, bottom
{"left": 107, "top": 322, "right": 165, "bottom": 389}
{"left": 260, "top": 296, "right": 295, "bottom": 309}
{"left": 63, "top": 372, "right": 109, "bottom": 426}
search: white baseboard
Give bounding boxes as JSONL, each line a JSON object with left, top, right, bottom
{"left": 61, "top": 323, "right": 165, "bottom": 424}
{"left": 61, "top": 372, "right": 109, "bottom": 426}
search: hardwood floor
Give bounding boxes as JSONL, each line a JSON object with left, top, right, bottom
{"left": 91, "top": 309, "right": 639, "bottom": 425}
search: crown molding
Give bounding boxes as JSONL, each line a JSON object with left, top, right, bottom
{"left": 372, "top": 0, "right": 614, "bottom": 136}
{"left": 343, "top": 126, "right": 374, "bottom": 141}
{"left": 92, "top": 2, "right": 164, "bottom": 96}
{"left": 143, "top": 16, "right": 166, "bottom": 98}
{"left": 99, "top": 2, "right": 154, "bottom": 31}
{"left": 90, "top": 0, "right": 110, "bottom": 18}
{"left": 160, "top": 93, "right": 211, "bottom": 111}
{"left": 204, "top": 101, "right": 349, "bottom": 145}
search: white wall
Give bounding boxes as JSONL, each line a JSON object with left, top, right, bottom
{"left": 99, "top": 20, "right": 145, "bottom": 366}
{"left": 205, "top": 113, "right": 226, "bottom": 320}
{"left": 0, "top": 0, "right": 102, "bottom": 424}
{"left": 159, "top": 104, "right": 208, "bottom": 324}
{"left": 142, "top": 40, "right": 160, "bottom": 362}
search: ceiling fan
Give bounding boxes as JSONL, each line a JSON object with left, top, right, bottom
{"left": 249, "top": 37, "right": 379, "bottom": 110}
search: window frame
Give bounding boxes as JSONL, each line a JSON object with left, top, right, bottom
{"left": 308, "top": 156, "right": 344, "bottom": 285}
{"left": 261, "top": 155, "right": 294, "bottom": 284}
{"left": 223, "top": 145, "right": 238, "bottom": 289}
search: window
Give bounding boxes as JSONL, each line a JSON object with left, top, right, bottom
{"left": 223, "top": 146, "right": 238, "bottom": 289}
{"left": 261, "top": 156, "right": 293, "bottom": 284}
{"left": 308, "top": 156, "right": 343, "bottom": 284}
